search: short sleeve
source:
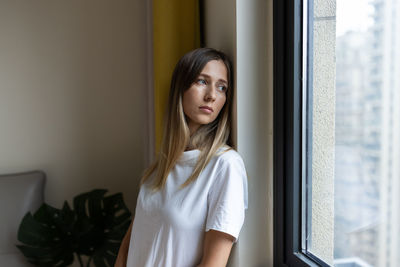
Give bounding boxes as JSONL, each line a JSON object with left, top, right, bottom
{"left": 205, "top": 154, "right": 248, "bottom": 242}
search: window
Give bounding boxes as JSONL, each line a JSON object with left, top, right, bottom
{"left": 274, "top": 0, "right": 318, "bottom": 265}
{"left": 274, "top": 0, "right": 400, "bottom": 266}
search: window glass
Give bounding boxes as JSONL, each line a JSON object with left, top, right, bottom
{"left": 305, "top": 0, "right": 400, "bottom": 266}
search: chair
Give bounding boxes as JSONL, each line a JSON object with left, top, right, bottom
{"left": 0, "top": 170, "right": 46, "bottom": 267}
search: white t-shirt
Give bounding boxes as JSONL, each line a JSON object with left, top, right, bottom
{"left": 126, "top": 147, "right": 248, "bottom": 267}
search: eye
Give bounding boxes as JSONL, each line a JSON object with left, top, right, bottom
{"left": 217, "top": 85, "right": 227, "bottom": 92}
{"left": 197, "top": 79, "right": 206, "bottom": 85}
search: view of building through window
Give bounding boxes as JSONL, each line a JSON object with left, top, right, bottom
{"left": 334, "top": 0, "right": 399, "bottom": 266}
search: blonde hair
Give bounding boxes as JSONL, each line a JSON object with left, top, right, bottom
{"left": 141, "top": 48, "right": 234, "bottom": 191}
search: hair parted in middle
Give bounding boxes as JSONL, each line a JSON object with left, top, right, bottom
{"left": 141, "top": 47, "right": 234, "bottom": 191}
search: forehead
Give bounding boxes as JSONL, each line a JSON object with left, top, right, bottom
{"left": 199, "top": 60, "right": 228, "bottom": 82}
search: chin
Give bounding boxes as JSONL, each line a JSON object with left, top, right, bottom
{"left": 193, "top": 116, "right": 215, "bottom": 125}
{"left": 199, "top": 118, "right": 216, "bottom": 125}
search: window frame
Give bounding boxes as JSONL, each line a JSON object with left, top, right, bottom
{"left": 273, "top": 0, "right": 331, "bottom": 266}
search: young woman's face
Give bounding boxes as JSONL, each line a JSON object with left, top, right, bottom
{"left": 183, "top": 60, "right": 228, "bottom": 134}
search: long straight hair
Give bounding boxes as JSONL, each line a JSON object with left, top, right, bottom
{"left": 141, "top": 48, "right": 234, "bottom": 191}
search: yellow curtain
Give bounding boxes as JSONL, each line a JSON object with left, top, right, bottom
{"left": 153, "top": 0, "right": 201, "bottom": 152}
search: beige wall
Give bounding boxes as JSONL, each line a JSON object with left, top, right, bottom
{"left": 236, "top": 0, "right": 274, "bottom": 266}
{"left": 204, "top": 0, "right": 274, "bottom": 266}
{"left": 0, "top": 0, "right": 150, "bottom": 213}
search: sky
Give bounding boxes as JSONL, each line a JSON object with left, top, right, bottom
{"left": 336, "top": 0, "right": 374, "bottom": 36}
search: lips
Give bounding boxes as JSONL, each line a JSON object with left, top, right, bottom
{"left": 199, "top": 106, "right": 213, "bottom": 112}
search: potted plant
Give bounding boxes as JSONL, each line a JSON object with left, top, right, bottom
{"left": 17, "top": 189, "right": 132, "bottom": 267}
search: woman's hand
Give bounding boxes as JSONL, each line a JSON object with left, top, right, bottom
{"left": 197, "top": 229, "right": 235, "bottom": 267}
{"left": 114, "top": 220, "right": 134, "bottom": 267}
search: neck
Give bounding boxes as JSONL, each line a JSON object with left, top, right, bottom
{"left": 188, "top": 125, "right": 200, "bottom": 136}
{"left": 185, "top": 139, "right": 196, "bottom": 151}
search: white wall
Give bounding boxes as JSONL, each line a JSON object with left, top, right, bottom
{"left": 311, "top": 0, "right": 336, "bottom": 263}
{"left": 0, "top": 0, "right": 150, "bottom": 214}
{"left": 205, "top": 0, "right": 274, "bottom": 266}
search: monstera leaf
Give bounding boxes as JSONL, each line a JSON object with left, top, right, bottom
{"left": 16, "top": 202, "right": 76, "bottom": 266}
{"left": 17, "top": 189, "right": 131, "bottom": 267}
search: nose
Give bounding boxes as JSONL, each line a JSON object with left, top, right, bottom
{"left": 204, "top": 84, "right": 216, "bottom": 102}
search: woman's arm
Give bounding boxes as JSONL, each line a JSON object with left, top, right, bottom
{"left": 114, "top": 219, "right": 134, "bottom": 267}
{"left": 197, "top": 229, "right": 235, "bottom": 267}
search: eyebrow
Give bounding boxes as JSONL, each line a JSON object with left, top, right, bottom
{"left": 198, "top": 73, "right": 228, "bottom": 84}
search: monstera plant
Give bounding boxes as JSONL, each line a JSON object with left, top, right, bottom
{"left": 17, "top": 189, "right": 132, "bottom": 267}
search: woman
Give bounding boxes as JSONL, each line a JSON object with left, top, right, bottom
{"left": 115, "top": 48, "right": 248, "bottom": 267}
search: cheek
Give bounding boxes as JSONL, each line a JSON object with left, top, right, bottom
{"left": 217, "top": 96, "right": 227, "bottom": 111}
{"left": 182, "top": 90, "right": 196, "bottom": 115}
{"left": 182, "top": 100, "right": 191, "bottom": 118}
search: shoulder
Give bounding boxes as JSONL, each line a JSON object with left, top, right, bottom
{"left": 207, "top": 146, "right": 247, "bottom": 182}
{"left": 213, "top": 147, "right": 246, "bottom": 170}
{"left": 207, "top": 146, "right": 249, "bottom": 209}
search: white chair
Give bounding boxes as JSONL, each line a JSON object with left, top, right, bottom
{"left": 0, "top": 171, "right": 45, "bottom": 267}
